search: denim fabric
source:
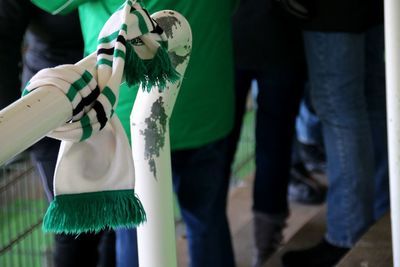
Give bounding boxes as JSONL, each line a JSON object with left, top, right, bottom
{"left": 364, "top": 26, "right": 390, "bottom": 220}
{"left": 172, "top": 137, "right": 235, "bottom": 267}
{"left": 296, "top": 99, "right": 323, "bottom": 145}
{"left": 115, "top": 137, "right": 235, "bottom": 267}
{"left": 116, "top": 228, "right": 138, "bottom": 267}
{"left": 30, "top": 137, "right": 60, "bottom": 201}
{"left": 303, "top": 24, "right": 388, "bottom": 247}
{"left": 229, "top": 68, "right": 305, "bottom": 215}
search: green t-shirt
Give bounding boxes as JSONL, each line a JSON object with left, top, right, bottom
{"left": 33, "top": 0, "right": 236, "bottom": 150}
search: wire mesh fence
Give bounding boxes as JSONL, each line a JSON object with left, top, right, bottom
{"left": 0, "top": 152, "right": 53, "bottom": 267}
{"left": 230, "top": 87, "right": 256, "bottom": 185}
{"left": 230, "top": 109, "right": 255, "bottom": 185}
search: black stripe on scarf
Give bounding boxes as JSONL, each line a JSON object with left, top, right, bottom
{"left": 92, "top": 101, "right": 108, "bottom": 130}
{"left": 151, "top": 24, "right": 164, "bottom": 35}
{"left": 117, "top": 35, "right": 126, "bottom": 45}
{"left": 72, "top": 86, "right": 101, "bottom": 116}
{"left": 97, "top": 35, "right": 126, "bottom": 56}
{"left": 142, "top": 8, "right": 156, "bottom": 30}
{"left": 98, "top": 47, "right": 114, "bottom": 55}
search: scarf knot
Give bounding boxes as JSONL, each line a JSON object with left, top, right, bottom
{"left": 23, "top": 0, "right": 179, "bottom": 142}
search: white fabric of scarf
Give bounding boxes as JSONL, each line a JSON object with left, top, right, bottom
{"left": 22, "top": 0, "right": 164, "bottom": 195}
{"left": 24, "top": 0, "right": 162, "bottom": 142}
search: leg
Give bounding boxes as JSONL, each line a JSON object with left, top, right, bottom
{"left": 364, "top": 24, "right": 389, "bottom": 220}
{"left": 252, "top": 67, "right": 305, "bottom": 215}
{"left": 281, "top": 30, "right": 376, "bottom": 267}
{"left": 115, "top": 228, "right": 138, "bottom": 267}
{"left": 296, "top": 91, "right": 323, "bottom": 147}
{"left": 295, "top": 90, "right": 326, "bottom": 173}
{"left": 30, "top": 137, "right": 60, "bottom": 201}
{"left": 304, "top": 31, "right": 375, "bottom": 247}
{"left": 98, "top": 230, "right": 116, "bottom": 267}
{"left": 54, "top": 233, "right": 103, "bottom": 267}
{"left": 172, "top": 137, "right": 235, "bottom": 267}
{"left": 251, "top": 67, "right": 305, "bottom": 266}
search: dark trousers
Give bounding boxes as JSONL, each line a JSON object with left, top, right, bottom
{"left": 228, "top": 67, "right": 305, "bottom": 215}
{"left": 172, "top": 137, "right": 235, "bottom": 267}
{"left": 54, "top": 231, "right": 115, "bottom": 267}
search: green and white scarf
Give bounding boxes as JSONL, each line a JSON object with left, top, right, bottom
{"left": 23, "top": 0, "right": 179, "bottom": 234}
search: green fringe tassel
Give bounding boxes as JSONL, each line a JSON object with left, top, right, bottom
{"left": 124, "top": 42, "right": 148, "bottom": 87}
{"left": 124, "top": 43, "right": 180, "bottom": 91}
{"left": 43, "top": 189, "right": 146, "bottom": 234}
{"left": 144, "top": 46, "right": 181, "bottom": 91}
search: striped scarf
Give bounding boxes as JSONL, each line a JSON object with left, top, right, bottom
{"left": 22, "top": 0, "right": 179, "bottom": 234}
{"left": 23, "top": 0, "right": 179, "bottom": 142}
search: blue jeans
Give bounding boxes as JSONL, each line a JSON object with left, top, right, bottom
{"left": 172, "top": 137, "right": 234, "bottom": 267}
{"left": 116, "top": 228, "right": 138, "bottom": 267}
{"left": 296, "top": 98, "right": 323, "bottom": 146}
{"left": 303, "top": 24, "right": 389, "bottom": 248}
{"left": 116, "top": 137, "right": 235, "bottom": 267}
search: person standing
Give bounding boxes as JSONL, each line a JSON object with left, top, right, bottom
{"left": 0, "top": 1, "right": 116, "bottom": 266}
{"left": 230, "top": 0, "right": 308, "bottom": 266}
{"left": 279, "top": 0, "right": 389, "bottom": 266}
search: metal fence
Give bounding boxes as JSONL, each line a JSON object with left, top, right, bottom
{"left": 231, "top": 108, "right": 255, "bottom": 185}
{"left": 0, "top": 152, "right": 53, "bottom": 267}
{"left": 230, "top": 88, "right": 256, "bottom": 185}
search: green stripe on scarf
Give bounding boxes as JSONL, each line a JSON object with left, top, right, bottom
{"left": 114, "top": 48, "right": 126, "bottom": 59}
{"left": 80, "top": 114, "right": 93, "bottom": 141}
{"left": 98, "top": 30, "right": 120, "bottom": 44}
{"left": 82, "top": 70, "right": 94, "bottom": 84}
{"left": 97, "top": 58, "right": 113, "bottom": 67}
{"left": 102, "top": 86, "right": 117, "bottom": 106}
{"left": 66, "top": 71, "right": 94, "bottom": 102}
{"left": 131, "top": 10, "right": 148, "bottom": 35}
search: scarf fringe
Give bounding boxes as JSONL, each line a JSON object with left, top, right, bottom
{"left": 43, "top": 189, "right": 146, "bottom": 234}
{"left": 124, "top": 42, "right": 148, "bottom": 87}
{"left": 124, "top": 43, "right": 180, "bottom": 91}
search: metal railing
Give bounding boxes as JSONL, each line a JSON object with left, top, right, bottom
{"left": 0, "top": 103, "right": 255, "bottom": 267}
{"left": 0, "top": 114, "right": 255, "bottom": 267}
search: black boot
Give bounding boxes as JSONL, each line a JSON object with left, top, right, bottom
{"left": 252, "top": 211, "right": 287, "bottom": 267}
{"left": 281, "top": 238, "right": 349, "bottom": 267}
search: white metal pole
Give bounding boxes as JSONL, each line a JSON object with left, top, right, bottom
{"left": 0, "top": 53, "right": 97, "bottom": 166}
{"left": 0, "top": 87, "right": 71, "bottom": 165}
{"left": 384, "top": 0, "right": 400, "bottom": 266}
{"left": 131, "top": 11, "right": 192, "bottom": 267}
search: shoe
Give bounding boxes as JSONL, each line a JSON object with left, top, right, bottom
{"left": 288, "top": 163, "right": 326, "bottom": 205}
{"left": 252, "top": 211, "right": 287, "bottom": 267}
{"left": 298, "top": 142, "right": 326, "bottom": 173}
{"left": 281, "top": 238, "right": 349, "bottom": 267}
